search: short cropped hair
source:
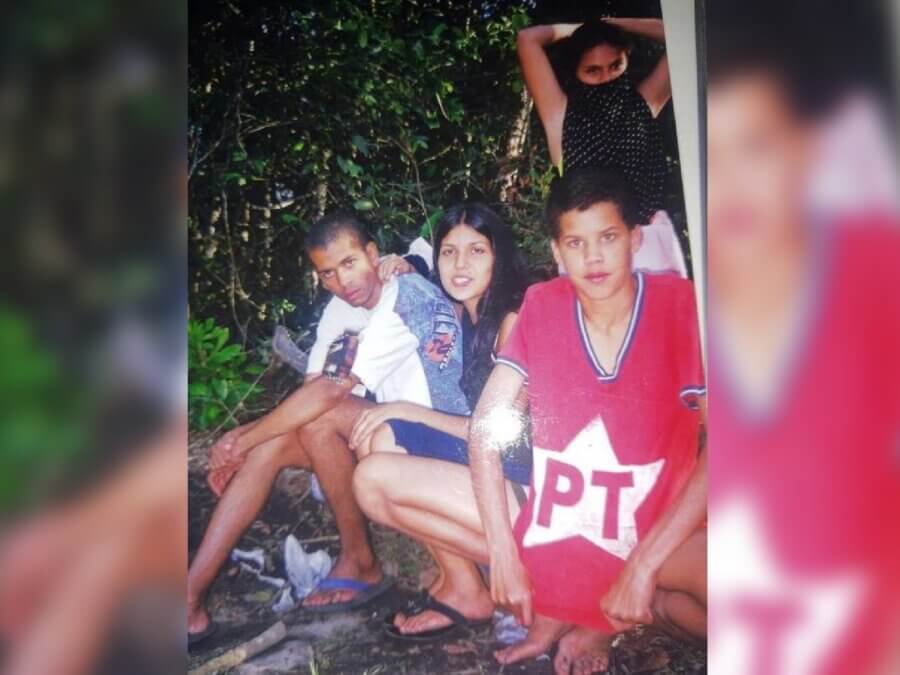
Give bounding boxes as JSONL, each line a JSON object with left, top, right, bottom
{"left": 545, "top": 167, "right": 641, "bottom": 238}
{"left": 305, "top": 211, "right": 373, "bottom": 252}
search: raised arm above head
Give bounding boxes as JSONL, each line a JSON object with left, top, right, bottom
{"left": 603, "top": 17, "right": 671, "bottom": 117}
{"left": 602, "top": 17, "right": 665, "bottom": 43}
{"left": 516, "top": 23, "right": 580, "bottom": 166}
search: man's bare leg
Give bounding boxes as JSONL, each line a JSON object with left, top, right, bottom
{"left": 187, "top": 431, "right": 310, "bottom": 634}
{"left": 298, "top": 396, "right": 383, "bottom": 607}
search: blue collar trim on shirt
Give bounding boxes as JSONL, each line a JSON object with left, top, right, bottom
{"left": 575, "top": 271, "right": 645, "bottom": 382}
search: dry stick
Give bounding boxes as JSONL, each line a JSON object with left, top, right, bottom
{"left": 206, "top": 361, "right": 271, "bottom": 439}
{"left": 296, "top": 534, "right": 340, "bottom": 545}
{"left": 391, "top": 137, "right": 429, "bottom": 221}
{"left": 220, "top": 189, "right": 244, "bottom": 345}
{"left": 498, "top": 88, "right": 534, "bottom": 204}
{"left": 189, "top": 621, "right": 287, "bottom": 675}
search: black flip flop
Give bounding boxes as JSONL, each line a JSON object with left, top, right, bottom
{"left": 187, "top": 621, "right": 218, "bottom": 647}
{"left": 384, "top": 592, "right": 492, "bottom": 643}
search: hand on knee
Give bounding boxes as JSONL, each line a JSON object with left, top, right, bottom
{"left": 354, "top": 434, "right": 374, "bottom": 461}
{"left": 369, "top": 423, "right": 397, "bottom": 454}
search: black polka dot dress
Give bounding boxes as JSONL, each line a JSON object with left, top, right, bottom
{"left": 562, "top": 75, "right": 665, "bottom": 223}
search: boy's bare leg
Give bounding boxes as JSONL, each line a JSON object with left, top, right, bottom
{"left": 550, "top": 529, "right": 707, "bottom": 673}
{"left": 652, "top": 528, "right": 707, "bottom": 640}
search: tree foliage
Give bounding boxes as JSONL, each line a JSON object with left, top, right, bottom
{"left": 189, "top": 0, "right": 554, "bottom": 343}
{"left": 188, "top": 0, "right": 686, "bottom": 345}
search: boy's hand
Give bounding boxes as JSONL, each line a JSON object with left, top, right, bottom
{"left": 490, "top": 544, "right": 534, "bottom": 627}
{"left": 600, "top": 557, "right": 656, "bottom": 631}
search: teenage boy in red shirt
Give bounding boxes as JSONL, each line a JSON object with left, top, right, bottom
{"left": 471, "top": 167, "right": 707, "bottom": 673}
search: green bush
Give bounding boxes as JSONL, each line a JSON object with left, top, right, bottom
{"left": 188, "top": 318, "right": 265, "bottom": 430}
{"left": 0, "top": 307, "right": 86, "bottom": 512}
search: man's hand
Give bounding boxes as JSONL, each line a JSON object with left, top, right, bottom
{"left": 378, "top": 254, "right": 414, "bottom": 282}
{"left": 600, "top": 557, "right": 656, "bottom": 632}
{"left": 208, "top": 427, "right": 246, "bottom": 470}
{"left": 206, "top": 425, "right": 251, "bottom": 496}
{"left": 207, "top": 463, "right": 241, "bottom": 497}
{"left": 348, "top": 402, "right": 413, "bottom": 452}
{"left": 490, "top": 544, "right": 534, "bottom": 627}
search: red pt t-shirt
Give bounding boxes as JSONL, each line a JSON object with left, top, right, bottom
{"left": 497, "top": 272, "right": 705, "bottom": 631}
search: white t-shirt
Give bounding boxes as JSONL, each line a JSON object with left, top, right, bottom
{"left": 306, "top": 275, "right": 468, "bottom": 414}
{"left": 306, "top": 297, "right": 370, "bottom": 397}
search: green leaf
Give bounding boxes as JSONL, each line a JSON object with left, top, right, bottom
{"left": 188, "top": 382, "right": 209, "bottom": 398}
{"left": 420, "top": 207, "right": 443, "bottom": 239}
{"left": 337, "top": 156, "right": 363, "bottom": 178}
{"left": 210, "top": 344, "right": 242, "bottom": 365}
{"left": 212, "top": 379, "right": 229, "bottom": 399}
{"left": 202, "top": 405, "right": 223, "bottom": 428}
{"left": 351, "top": 134, "right": 369, "bottom": 156}
{"left": 353, "top": 199, "right": 375, "bottom": 211}
{"left": 358, "top": 31, "right": 368, "bottom": 48}
{"left": 214, "top": 327, "right": 229, "bottom": 351}
{"left": 281, "top": 213, "right": 300, "bottom": 225}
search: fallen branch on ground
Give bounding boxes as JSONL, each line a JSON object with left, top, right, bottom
{"left": 189, "top": 620, "right": 287, "bottom": 675}
{"left": 296, "top": 534, "right": 339, "bottom": 545}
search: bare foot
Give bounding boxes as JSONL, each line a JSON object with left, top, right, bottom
{"left": 394, "top": 582, "right": 494, "bottom": 634}
{"left": 302, "top": 554, "right": 382, "bottom": 608}
{"left": 495, "top": 613, "right": 571, "bottom": 665}
{"left": 553, "top": 626, "right": 613, "bottom": 675}
{"left": 187, "top": 599, "right": 210, "bottom": 636}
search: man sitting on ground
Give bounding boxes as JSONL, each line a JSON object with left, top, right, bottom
{"left": 187, "top": 211, "right": 469, "bottom": 642}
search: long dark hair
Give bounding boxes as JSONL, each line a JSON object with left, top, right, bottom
{"left": 432, "top": 203, "right": 528, "bottom": 409}
{"left": 556, "top": 19, "right": 634, "bottom": 94}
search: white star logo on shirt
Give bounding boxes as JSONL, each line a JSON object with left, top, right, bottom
{"left": 523, "top": 417, "right": 664, "bottom": 560}
{"left": 709, "top": 497, "right": 865, "bottom": 675}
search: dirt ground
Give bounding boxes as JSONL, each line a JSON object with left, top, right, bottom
{"left": 188, "top": 433, "right": 706, "bottom": 675}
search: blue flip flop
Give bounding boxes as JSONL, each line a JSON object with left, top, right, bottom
{"left": 302, "top": 575, "right": 395, "bottom": 615}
